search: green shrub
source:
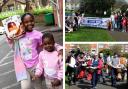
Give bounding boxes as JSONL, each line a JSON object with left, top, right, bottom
{"left": 100, "top": 49, "right": 114, "bottom": 56}
{"left": 0, "top": 6, "right": 53, "bottom": 20}
{"left": 123, "top": 53, "right": 128, "bottom": 59}
{"left": 33, "top": 6, "right": 53, "bottom": 15}
{"left": 0, "top": 10, "right": 24, "bottom": 20}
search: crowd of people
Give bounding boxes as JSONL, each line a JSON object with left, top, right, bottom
{"left": 65, "top": 11, "right": 128, "bottom": 33}
{"left": 109, "top": 11, "right": 128, "bottom": 32}
{"left": 65, "top": 48, "right": 127, "bottom": 89}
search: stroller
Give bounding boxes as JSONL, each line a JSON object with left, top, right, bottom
{"left": 65, "top": 16, "right": 79, "bottom": 33}
{"left": 65, "top": 16, "right": 74, "bottom": 33}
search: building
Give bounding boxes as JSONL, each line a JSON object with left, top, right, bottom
{"left": 0, "top": 0, "right": 26, "bottom": 11}
{"left": 0, "top": 0, "right": 43, "bottom": 12}
{"left": 98, "top": 44, "right": 110, "bottom": 52}
{"left": 65, "top": 44, "right": 80, "bottom": 52}
{"left": 65, "top": 44, "right": 98, "bottom": 54}
{"left": 99, "top": 44, "right": 128, "bottom": 54}
{"left": 121, "top": 44, "right": 128, "bottom": 53}
{"left": 65, "top": 0, "right": 80, "bottom": 11}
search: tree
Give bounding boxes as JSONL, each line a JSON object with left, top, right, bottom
{"left": 79, "top": 0, "right": 115, "bottom": 16}
{"left": 120, "top": 4, "right": 128, "bottom": 14}
{"left": 0, "top": 0, "right": 9, "bottom": 12}
{"left": 100, "top": 49, "right": 114, "bottom": 56}
{"left": 79, "top": 0, "right": 86, "bottom": 14}
{"left": 79, "top": 44, "right": 90, "bottom": 52}
{"left": 110, "top": 45, "right": 122, "bottom": 55}
{"left": 24, "top": 0, "right": 33, "bottom": 12}
{"left": 41, "top": 0, "right": 48, "bottom": 6}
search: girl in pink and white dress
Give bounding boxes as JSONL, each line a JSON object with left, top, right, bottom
{"left": 35, "top": 33, "right": 63, "bottom": 89}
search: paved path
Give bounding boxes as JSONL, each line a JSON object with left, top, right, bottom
{"left": 108, "top": 30, "right": 128, "bottom": 41}
{"left": 66, "top": 79, "right": 127, "bottom": 89}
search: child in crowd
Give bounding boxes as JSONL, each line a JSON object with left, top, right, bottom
{"left": 34, "top": 33, "right": 63, "bottom": 89}
{"left": 107, "top": 20, "right": 112, "bottom": 31}
{"left": 122, "top": 13, "right": 127, "bottom": 32}
{"left": 6, "top": 13, "right": 62, "bottom": 89}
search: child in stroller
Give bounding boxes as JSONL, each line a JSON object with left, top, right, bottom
{"left": 65, "top": 16, "right": 79, "bottom": 33}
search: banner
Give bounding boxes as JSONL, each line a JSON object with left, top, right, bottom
{"left": 80, "top": 17, "right": 111, "bottom": 29}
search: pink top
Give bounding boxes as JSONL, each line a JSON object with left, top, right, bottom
{"left": 35, "top": 49, "right": 63, "bottom": 80}
{"left": 87, "top": 59, "right": 103, "bottom": 74}
{"left": 19, "top": 30, "right": 42, "bottom": 68}
{"left": 97, "top": 58, "right": 103, "bottom": 74}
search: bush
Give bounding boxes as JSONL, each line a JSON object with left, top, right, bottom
{"left": 0, "top": 6, "right": 53, "bottom": 20}
{"left": 123, "top": 53, "right": 128, "bottom": 59}
{"left": 33, "top": 6, "right": 53, "bottom": 15}
{"left": 100, "top": 49, "right": 114, "bottom": 56}
{"left": 0, "top": 10, "right": 24, "bottom": 20}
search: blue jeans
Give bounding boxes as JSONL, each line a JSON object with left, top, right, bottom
{"left": 111, "top": 68, "right": 116, "bottom": 86}
{"left": 112, "top": 20, "right": 115, "bottom": 29}
{"left": 91, "top": 71, "right": 99, "bottom": 88}
{"left": 99, "top": 70, "right": 106, "bottom": 83}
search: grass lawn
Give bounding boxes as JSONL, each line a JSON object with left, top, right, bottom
{"left": 65, "top": 27, "right": 115, "bottom": 41}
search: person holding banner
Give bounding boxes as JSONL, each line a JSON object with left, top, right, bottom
{"left": 114, "top": 12, "right": 118, "bottom": 29}
{"left": 99, "top": 53, "right": 106, "bottom": 83}
{"left": 117, "top": 12, "right": 122, "bottom": 31}
{"left": 122, "top": 13, "right": 127, "bottom": 32}
{"left": 109, "top": 54, "right": 120, "bottom": 87}
{"left": 65, "top": 50, "right": 77, "bottom": 85}
{"left": 78, "top": 14, "right": 82, "bottom": 29}
{"left": 110, "top": 12, "right": 115, "bottom": 31}
{"left": 90, "top": 53, "right": 103, "bottom": 89}
{"left": 119, "top": 55, "right": 127, "bottom": 81}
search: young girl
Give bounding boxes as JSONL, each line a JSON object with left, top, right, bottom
{"left": 34, "top": 33, "right": 63, "bottom": 89}
{"left": 6, "top": 13, "right": 62, "bottom": 89}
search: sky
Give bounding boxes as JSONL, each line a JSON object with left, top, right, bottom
{"left": 125, "top": 0, "right": 128, "bottom": 3}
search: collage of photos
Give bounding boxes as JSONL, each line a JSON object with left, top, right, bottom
{"left": 0, "top": 0, "right": 127, "bottom": 89}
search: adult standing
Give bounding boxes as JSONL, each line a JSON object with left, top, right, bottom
{"left": 114, "top": 12, "right": 118, "bottom": 29}
{"left": 109, "top": 54, "right": 120, "bottom": 87}
{"left": 65, "top": 50, "right": 77, "bottom": 85}
{"left": 122, "top": 13, "right": 127, "bottom": 32}
{"left": 110, "top": 12, "right": 115, "bottom": 31}
{"left": 90, "top": 54, "right": 103, "bottom": 89}
{"left": 117, "top": 12, "right": 122, "bottom": 31}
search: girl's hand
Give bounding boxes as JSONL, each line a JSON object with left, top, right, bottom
{"left": 32, "top": 75, "right": 39, "bottom": 80}
{"left": 58, "top": 49, "right": 63, "bottom": 56}
{"left": 16, "top": 24, "right": 25, "bottom": 35}
{"left": 66, "top": 63, "right": 69, "bottom": 66}
{"left": 5, "top": 33, "right": 14, "bottom": 40}
{"left": 51, "top": 78, "right": 61, "bottom": 87}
